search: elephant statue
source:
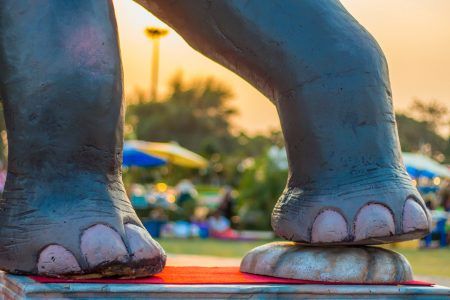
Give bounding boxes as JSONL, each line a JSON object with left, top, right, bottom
{"left": 0, "top": 0, "right": 430, "bottom": 278}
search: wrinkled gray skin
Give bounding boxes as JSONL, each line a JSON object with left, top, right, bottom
{"left": 0, "top": 0, "right": 430, "bottom": 277}
{"left": 0, "top": 0, "right": 165, "bottom": 278}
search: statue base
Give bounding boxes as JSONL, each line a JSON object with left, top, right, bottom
{"left": 1, "top": 271, "right": 449, "bottom": 299}
{"left": 241, "top": 242, "right": 415, "bottom": 283}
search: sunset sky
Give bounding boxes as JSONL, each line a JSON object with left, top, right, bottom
{"left": 113, "top": 0, "right": 450, "bottom": 133}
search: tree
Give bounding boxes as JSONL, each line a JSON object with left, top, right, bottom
{"left": 409, "top": 98, "right": 449, "bottom": 132}
{"left": 237, "top": 151, "right": 287, "bottom": 230}
{"left": 126, "top": 73, "right": 243, "bottom": 184}
{"left": 126, "top": 73, "right": 237, "bottom": 155}
{"left": 395, "top": 99, "right": 450, "bottom": 162}
{"left": 125, "top": 73, "right": 286, "bottom": 185}
{"left": 396, "top": 113, "right": 449, "bottom": 162}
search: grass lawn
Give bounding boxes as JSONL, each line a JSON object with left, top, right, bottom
{"left": 157, "top": 238, "right": 264, "bottom": 258}
{"left": 396, "top": 248, "right": 450, "bottom": 277}
{"left": 156, "top": 238, "right": 450, "bottom": 277}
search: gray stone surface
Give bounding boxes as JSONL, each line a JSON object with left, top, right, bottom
{"left": 240, "top": 242, "right": 413, "bottom": 284}
{"left": 1, "top": 271, "right": 449, "bottom": 299}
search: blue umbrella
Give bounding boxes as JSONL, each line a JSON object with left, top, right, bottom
{"left": 403, "top": 152, "right": 450, "bottom": 179}
{"left": 405, "top": 166, "right": 435, "bottom": 179}
{"left": 123, "top": 145, "right": 166, "bottom": 167}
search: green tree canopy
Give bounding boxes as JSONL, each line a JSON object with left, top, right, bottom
{"left": 126, "top": 73, "right": 237, "bottom": 156}
{"left": 396, "top": 99, "right": 450, "bottom": 163}
{"left": 125, "top": 74, "right": 283, "bottom": 185}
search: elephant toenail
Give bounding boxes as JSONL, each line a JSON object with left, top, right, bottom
{"left": 403, "top": 198, "right": 429, "bottom": 233}
{"left": 311, "top": 210, "right": 348, "bottom": 243}
{"left": 354, "top": 203, "right": 395, "bottom": 241}
{"left": 125, "top": 224, "right": 164, "bottom": 261}
{"left": 81, "top": 224, "right": 129, "bottom": 268}
{"left": 38, "top": 245, "right": 81, "bottom": 275}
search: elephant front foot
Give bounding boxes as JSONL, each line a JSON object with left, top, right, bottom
{"left": 0, "top": 175, "right": 166, "bottom": 278}
{"left": 37, "top": 223, "right": 166, "bottom": 278}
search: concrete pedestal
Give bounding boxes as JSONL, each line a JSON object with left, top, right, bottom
{"left": 1, "top": 271, "right": 449, "bottom": 299}
{"left": 240, "top": 242, "right": 415, "bottom": 283}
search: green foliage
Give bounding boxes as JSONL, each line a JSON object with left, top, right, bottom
{"left": 409, "top": 98, "right": 449, "bottom": 132}
{"left": 126, "top": 73, "right": 237, "bottom": 156}
{"left": 167, "top": 196, "right": 197, "bottom": 222}
{"left": 397, "top": 99, "right": 450, "bottom": 163}
{"left": 237, "top": 153, "right": 287, "bottom": 230}
{"left": 125, "top": 73, "right": 240, "bottom": 185}
{"left": 396, "top": 114, "right": 447, "bottom": 154}
{"left": 125, "top": 73, "right": 281, "bottom": 186}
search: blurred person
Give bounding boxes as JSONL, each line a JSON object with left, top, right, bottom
{"left": 176, "top": 179, "right": 197, "bottom": 206}
{"left": 218, "top": 186, "right": 235, "bottom": 221}
{"left": 424, "top": 184, "right": 450, "bottom": 247}
{"left": 172, "top": 179, "right": 197, "bottom": 221}
{"left": 423, "top": 193, "right": 437, "bottom": 211}
{"left": 425, "top": 200, "right": 434, "bottom": 211}
{"left": 438, "top": 184, "right": 450, "bottom": 244}
{"left": 143, "top": 207, "right": 168, "bottom": 238}
{"left": 208, "top": 210, "right": 238, "bottom": 239}
{"left": 150, "top": 207, "right": 168, "bottom": 222}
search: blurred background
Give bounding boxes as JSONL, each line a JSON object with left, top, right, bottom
{"left": 0, "top": 0, "right": 449, "bottom": 285}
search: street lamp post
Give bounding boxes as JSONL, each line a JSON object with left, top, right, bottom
{"left": 145, "top": 27, "right": 168, "bottom": 101}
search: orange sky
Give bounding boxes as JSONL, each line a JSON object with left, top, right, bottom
{"left": 113, "top": 0, "right": 450, "bottom": 133}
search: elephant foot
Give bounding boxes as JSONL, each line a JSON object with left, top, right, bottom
{"left": 0, "top": 0, "right": 165, "bottom": 279}
{"left": 135, "top": 0, "right": 432, "bottom": 245}
{"left": 0, "top": 175, "right": 166, "bottom": 278}
{"left": 272, "top": 170, "right": 431, "bottom": 245}
{"left": 37, "top": 223, "right": 165, "bottom": 279}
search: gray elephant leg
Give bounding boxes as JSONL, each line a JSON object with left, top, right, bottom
{"left": 0, "top": 0, "right": 165, "bottom": 277}
{"left": 136, "top": 0, "right": 430, "bottom": 244}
